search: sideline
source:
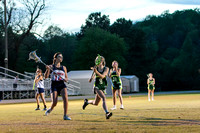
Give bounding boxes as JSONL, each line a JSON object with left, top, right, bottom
{"left": 0, "top": 90, "right": 200, "bottom": 104}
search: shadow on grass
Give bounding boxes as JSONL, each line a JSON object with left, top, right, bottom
{"left": 79, "top": 113, "right": 129, "bottom": 118}
{"left": 118, "top": 117, "right": 200, "bottom": 126}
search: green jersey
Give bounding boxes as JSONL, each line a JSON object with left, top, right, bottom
{"left": 148, "top": 79, "right": 155, "bottom": 90}
{"left": 94, "top": 67, "right": 107, "bottom": 91}
{"left": 111, "top": 70, "right": 122, "bottom": 89}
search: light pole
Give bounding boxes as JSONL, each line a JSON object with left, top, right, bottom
{"left": 4, "top": 0, "right": 8, "bottom": 77}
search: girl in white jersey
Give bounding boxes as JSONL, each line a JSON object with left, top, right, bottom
{"left": 44, "top": 52, "right": 71, "bottom": 120}
{"left": 34, "top": 68, "right": 47, "bottom": 111}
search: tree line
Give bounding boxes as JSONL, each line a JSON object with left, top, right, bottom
{"left": 1, "top": 1, "right": 200, "bottom": 91}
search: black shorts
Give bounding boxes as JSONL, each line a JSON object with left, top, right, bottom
{"left": 37, "top": 88, "right": 44, "bottom": 94}
{"left": 51, "top": 81, "right": 66, "bottom": 95}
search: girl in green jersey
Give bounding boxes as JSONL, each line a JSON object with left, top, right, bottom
{"left": 109, "top": 61, "right": 124, "bottom": 110}
{"left": 147, "top": 73, "right": 155, "bottom": 101}
{"left": 82, "top": 55, "right": 112, "bottom": 119}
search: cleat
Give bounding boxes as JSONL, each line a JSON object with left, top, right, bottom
{"left": 82, "top": 99, "right": 88, "bottom": 110}
{"left": 110, "top": 107, "right": 117, "bottom": 110}
{"left": 35, "top": 108, "right": 40, "bottom": 111}
{"left": 120, "top": 105, "right": 124, "bottom": 110}
{"left": 63, "top": 115, "right": 71, "bottom": 120}
{"left": 45, "top": 108, "right": 51, "bottom": 116}
{"left": 106, "top": 112, "right": 112, "bottom": 119}
{"left": 43, "top": 108, "right": 47, "bottom": 111}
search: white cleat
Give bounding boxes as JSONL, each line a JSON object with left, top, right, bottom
{"left": 120, "top": 105, "right": 124, "bottom": 110}
{"left": 110, "top": 107, "right": 117, "bottom": 110}
{"left": 45, "top": 108, "right": 51, "bottom": 116}
{"left": 111, "top": 105, "right": 117, "bottom": 110}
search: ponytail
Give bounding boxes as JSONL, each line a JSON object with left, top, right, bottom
{"left": 101, "top": 56, "right": 106, "bottom": 66}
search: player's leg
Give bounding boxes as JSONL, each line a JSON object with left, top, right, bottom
{"left": 82, "top": 88, "right": 101, "bottom": 110}
{"left": 95, "top": 89, "right": 112, "bottom": 119}
{"left": 152, "top": 89, "right": 154, "bottom": 101}
{"left": 35, "top": 92, "right": 40, "bottom": 110}
{"left": 61, "top": 88, "right": 71, "bottom": 120}
{"left": 117, "top": 89, "right": 124, "bottom": 109}
{"left": 45, "top": 90, "right": 58, "bottom": 116}
{"left": 111, "top": 88, "right": 117, "bottom": 110}
{"left": 39, "top": 92, "right": 47, "bottom": 110}
{"left": 148, "top": 89, "right": 151, "bottom": 101}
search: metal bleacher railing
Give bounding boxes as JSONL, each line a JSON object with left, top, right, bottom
{"left": 0, "top": 66, "right": 81, "bottom": 100}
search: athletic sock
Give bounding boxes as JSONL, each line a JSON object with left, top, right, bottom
{"left": 105, "top": 110, "right": 109, "bottom": 114}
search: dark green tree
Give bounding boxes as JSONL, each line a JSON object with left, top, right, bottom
{"left": 171, "top": 33, "right": 196, "bottom": 89}
{"left": 110, "top": 18, "right": 133, "bottom": 43}
{"left": 42, "top": 25, "right": 77, "bottom": 70}
{"left": 76, "top": 12, "right": 110, "bottom": 39}
{"left": 73, "top": 27, "right": 127, "bottom": 72}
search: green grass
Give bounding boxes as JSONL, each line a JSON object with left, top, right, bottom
{"left": 0, "top": 94, "right": 200, "bottom": 133}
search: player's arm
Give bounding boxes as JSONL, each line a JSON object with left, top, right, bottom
{"left": 34, "top": 75, "right": 41, "bottom": 84}
{"left": 116, "top": 68, "right": 121, "bottom": 76}
{"left": 44, "top": 65, "right": 52, "bottom": 79}
{"left": 109, "top": 69, "right": 112, "bottom": 78}
{"left": 147, "top": 78, "right": 149, "bottom": 85}
{"left": 94, "top": 67, "right": 109, "bottom": 79}
{"left": 63, "top": 66, "right": 68, "bottom": 82}
{"left": 153, "top": 78, "right": 155, "bottom": 85}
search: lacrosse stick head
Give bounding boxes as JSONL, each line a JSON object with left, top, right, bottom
{"left": 95, "top": 54, "right": 101, "bottom": 66}
{"left": 28, "top": 50, "right": 42, "bottom": 63}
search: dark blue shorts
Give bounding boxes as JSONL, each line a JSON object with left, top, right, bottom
{"left": 37, "top": 88, "right": 44, "bottom": 93}
{"left": 51, "top": 81, "right": 66, "bottom": 95}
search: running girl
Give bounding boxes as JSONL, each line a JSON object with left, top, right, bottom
{"left": 44, "top": 52, "right": 71, "bottom": 120}
{"left": 82, "top": 55, "right": 112, "bottom": 119}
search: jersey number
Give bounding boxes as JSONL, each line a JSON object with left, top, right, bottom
{"left": 99, "top": 79, "right": 103, "bottom": 84}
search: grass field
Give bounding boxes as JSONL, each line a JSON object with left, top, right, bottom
{"left": 0, "top": 93, "right": 200, "bottom": 133}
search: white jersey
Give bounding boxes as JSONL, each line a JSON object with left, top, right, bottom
{"left": 51, "top": 65, "right": 65, "bottom": 81}
{"left": 37, "top": 77, "right": 44, "bottom": 88}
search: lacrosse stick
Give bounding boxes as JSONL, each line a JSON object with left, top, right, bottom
{"left": 28, "top": 50, "right": 47, "bottom": 66}
{"left": 28, "top": 50, "right": 69, "bottom": 83}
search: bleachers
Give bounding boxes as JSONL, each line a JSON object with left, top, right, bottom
{"left": 0, "top": 66, "right": 81, "bottom": 100}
